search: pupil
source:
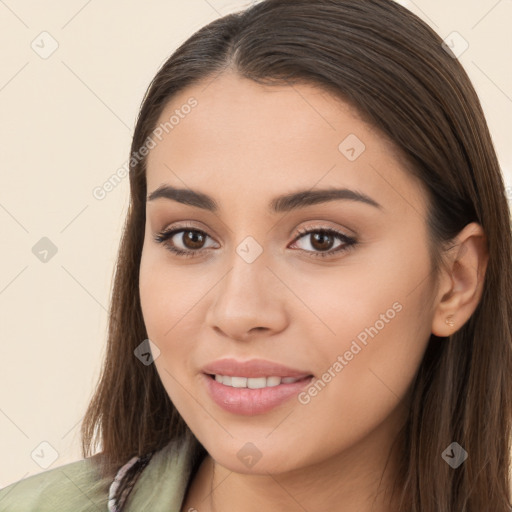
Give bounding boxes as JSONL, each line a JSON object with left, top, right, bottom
{"left": 185, "top": 231, "right": 204, "bottom": 249}
{"left": 312, "top": 232, "right": 333, "bottom": 251}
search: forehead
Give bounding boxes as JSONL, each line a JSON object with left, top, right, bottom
{"left": 145, "top": 71, "right": 428, "bottom": 218}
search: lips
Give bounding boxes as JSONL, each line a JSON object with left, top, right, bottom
{"left": 201, "top": 358, "right": 314, "bottom": 415}
{"left": 202, "top": 358, "right": 312, "bottom": 379}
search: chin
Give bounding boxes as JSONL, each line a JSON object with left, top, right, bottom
{"left": 199, "top": 436, "right": 309, "bottom": 476}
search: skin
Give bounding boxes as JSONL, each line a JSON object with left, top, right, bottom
{"left": 139, "top": 71, "right": 488, "bottom": 512}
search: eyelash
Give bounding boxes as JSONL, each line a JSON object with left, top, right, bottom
{"left": 153, "top": 224, "right": 357, "bottom": 260}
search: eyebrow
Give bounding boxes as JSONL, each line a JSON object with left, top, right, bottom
{"left": 146, "top": 185, "right": 382, "bottom": 213}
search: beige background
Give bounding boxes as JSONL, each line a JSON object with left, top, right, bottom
{"left": 0, "top": 0, "right": 511, "bottom": 488}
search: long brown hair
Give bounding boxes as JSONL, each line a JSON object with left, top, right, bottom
{"left": 81, "top": 1, "right": 512, "bottom": 509}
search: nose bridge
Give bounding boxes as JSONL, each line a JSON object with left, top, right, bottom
{"left": 219, "top": 240, "right": 271, "bottom": 304}
{"left": 206, "top": 235, "right": 288, "bottom": 339}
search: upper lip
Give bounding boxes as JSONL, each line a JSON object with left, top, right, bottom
{"left": 202, "top": 358, "right": 313, "bottom": 378}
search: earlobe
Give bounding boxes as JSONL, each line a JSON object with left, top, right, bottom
{"left": 430, "top": 222, "right": 489, "bottom": 337}
{"left": 445, "top": 314, "right": 455, "bottom": 328}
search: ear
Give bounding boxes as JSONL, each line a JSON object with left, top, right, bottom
{"left": 431, "top": 222, "right": 489, "bottom": 337}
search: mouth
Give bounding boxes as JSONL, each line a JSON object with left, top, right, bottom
{"left": 207, "top": 374, "right": 311, "bottom": 388}
{"left": 201, "top": 359, "right": 314, "bottom": 415}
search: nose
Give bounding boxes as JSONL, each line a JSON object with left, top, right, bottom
{"left": 205, "top": 253, "right": 289, "bottom": 342}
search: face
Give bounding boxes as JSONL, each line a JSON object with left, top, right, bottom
{"left": 139, "top": 71, "right": 438, "bottom": 475}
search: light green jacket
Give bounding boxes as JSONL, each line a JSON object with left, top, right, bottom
{"left": 0, "top": 439, "right": 194, "bottom": 512}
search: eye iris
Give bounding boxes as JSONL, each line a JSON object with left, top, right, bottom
{"left": 183, "top": 230, "right": 205, "bottom": 250}
{"left": 311, "top": 231, "right": 334, "bottom": 251}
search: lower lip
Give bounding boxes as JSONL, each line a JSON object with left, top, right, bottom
{"left": 203, "top": 374, "right": 313, "bottom": 416}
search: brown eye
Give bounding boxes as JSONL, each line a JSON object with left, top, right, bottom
{"left": 180, "top": 230, "right": 207, "bottom": 250}
{"left": 290, "top": 227, "right": 357, "bottom": 259}
{"left": 154, "top": 227, "right": 218, "bottom": 258}
{"left": 309, "top": 231, "right": 336, "bottom": 251}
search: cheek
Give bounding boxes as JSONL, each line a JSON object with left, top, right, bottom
{"left": 139, "top": 254, "right": 199, "bottom": 408}
{"left": 288, "top": 232, "right": 432, "bottom": 353}
{"left": 139, "top": 252, "right": 166, "bottom": 340}
{"left": 296, "top": 246, "right": 433, "bottom": 431}
{"left": 290, "top": 236, "right": 434, "bottom": 402}
{"left": 139, "top": 248, "right": 201, "bottom": 339}
{"left": 138, "top": 249, "right": 216, "bottom": 383}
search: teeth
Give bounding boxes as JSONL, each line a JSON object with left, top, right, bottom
{"left": 247, "top": 377, "right": 267, "bottom": 389}
{"left": 281, "top": 377, "right": 300, "bottom": 384}
{"left": 213, "top": 375, "right": 302, "bottom": 388}
{"left": 231, "top": 376, "right": 247, "bottom": 388}
{"left": 266, "top": 376, "right": 282, "bottom": 387}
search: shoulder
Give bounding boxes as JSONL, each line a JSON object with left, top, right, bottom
{"left": 0, "top": 436, "right": 201, "bottom": 512}
{"left": 0, "top": 455, "right": 111, "bottom": 512}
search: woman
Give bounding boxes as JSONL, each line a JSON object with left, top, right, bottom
{"left": 1, "top": 0, "right": 510, "bottom": 510}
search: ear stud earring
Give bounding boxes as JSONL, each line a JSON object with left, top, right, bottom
{"left": 445, "top": 315, "right": 455, "bottom": 328}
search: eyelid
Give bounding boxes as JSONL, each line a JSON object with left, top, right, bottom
{"left": 290, "top": 220, "right": 355, "bottom": 240}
